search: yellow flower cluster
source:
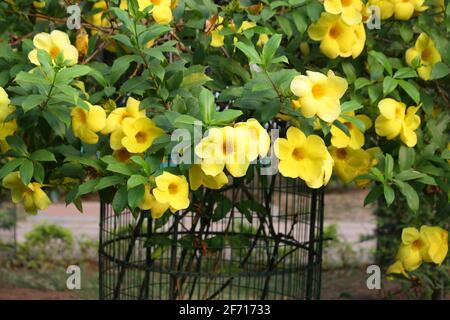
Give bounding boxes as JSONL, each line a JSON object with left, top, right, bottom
{"left": 388, "top": 226, "right": 448, "bottom": 277}
{"left": 289, "top": 70, "right": 378, "bottom": 186}
{"left": 209, "top": 18, "right": 256, "bottom": 48}
{"left": 375, "top": 98, "right": 421, "bottom": 147}
{"left": 120, "top": 0, "right": 176, "bottom": 24}
{"left": 195, "top": 119, "right": 270, "bottom": 178}
{"left": 2, "top": 172, "right": 52, "bottom": 215}
{"left": 0, "top": 87, "right": 17, "bottom": 152}
{"left": 368, "top": 0, "right": 428, "bottom": 21}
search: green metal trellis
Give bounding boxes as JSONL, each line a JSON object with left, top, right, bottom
{"left": 99, "top": 169, "right": 324, "bottom": 300}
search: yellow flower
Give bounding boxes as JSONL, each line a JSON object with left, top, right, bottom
{"left": 308, "top": 13, "right": 366, "bottom": 59}
{"left": 419, "top": 226, "right": 448, "bottom": 265}
{"left": 329, "top": 146, "right": 379, "bottom": 184}
{"left": 140, "top": 184, "right": 170, "bottom": 218}
{"left": 102, "top": 97, "right": 146, "bottom": 134}
{"left": 210, "top": 29, "right": 225, "bottom": 47}
{"left": 121, "top": 117, "right": 164, "bottom": 153}
{"left": 120, "top": 0, "right": 173, "bottom": 24}
{"left": 28, "top": 30, "right": 78, "bottom": 66}
{"left": 274, "top": 127, "right": 333, "bottom": 188}
{"left": 194, "top": 126, "right": 250, "bottom": 178}
{"left": 405, "top": 33, "right": 441, "bottom": 80}
{"left": 0, "top": 88, "right": 17, "bottom": 142}
{"left": 90, "top": 1, "right": 111, "bottom": 31}
{"left": 387, "top": 260, "right": 409, "bottom": 278}
{"left": 75, "top": 29, "right": 89, "bottom": 56}
{"left": 396, "top": 227, "right": 425, "bottom": 271}
{"left": 210, "top": 17, "right": 225, "bottom": 48}
{"left": 2, "top": 172, "right": 52, "bottom": 215}
{"left": 290, "top": 70, "right": 348, "bottom": 123}
{"left": 368, "top": 0, "right": 394, "bottom": 20}
{"left": 257, "top": 34, "right": 269, "bottom": 47}
{"left": 188, "top": 165, "right": 228, "bottom": 191}
{"left": 71, "top": 102, "right": 106, "bottom": 144}
{"left": 392, "top": 0, "right": 427, "bottom": 20}
{"left": 324, "top": 0, "right": 364, "bottom": 25}
{"left": 234, "top": 118, "right": 271, "bottom": 161}
{"left": 330, "top": 112, "right": 372, "bottom": 149}
{"left": 375, "top": 98, "right": 421, "bottom": 147}
{"left": 152, "top": 172, "right": 190, "bottom": 210}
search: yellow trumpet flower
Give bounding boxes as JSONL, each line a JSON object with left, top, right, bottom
{"left": 71, "top": 102, "right": 106, "bottom": 144}
{"left": 330, "top": 112, "right": 372, "bottom": 149}
{"left": 375, "top": 98, "right": 421, "bottom": 147}
{"left": 121, "top": 117, "right": 164, "bottom": 153}
{"left": 188, "top": 165, "right": 228, "bottom": 191}
{"left": 405, "top": 33, "right": 441, "bottom": 80}
{"left": 274, "top": 127, "right": 334, "bottom": 189}
{"left": 290, "top": 70, "right": 348, "bottom": 123}
{"left": 2, "top": 172, "right": 52, "bottom": 215}
{"left": 324, "top": 0, "right": 364, "bottom": 25}
{"left": 308, "top": 13, "right": 366, "bottom": 59}
{"left": 28, "top": 30, "right": 78, "bottom": 66}
{"left": 152, "top": 172, "right": 190, "bottom": 211}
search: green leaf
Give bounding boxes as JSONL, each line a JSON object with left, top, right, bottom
{"left": 342, "top": 62, "right": 356, "bottom": 83}
{"left": 292, "top": 10, "right": 308, "bottom": 34}
{"left": 30, "top": 149, "right": 56, "bottom": 162}
{"left": 128, "top": 184, "right": 145, "bottom": 209}
{"left": 0, "top": 158, "right": 26, "bottom": 179}
{"left": 199, "top": 88, "right": 215, "bottom": 124}
{"left": 77, "top": 178, "right": 100, "bottom": 197}
{"left": 180, "top": 73, "right": 212, "bottom": 88}
{"left": 306, "top": 1, "right": 322, "bottom": 21}
{"left": 174, "top": 114, "right": 201, "bottom": 125}
{"left": 235, "top": 41, "right": 262, "bottom": 64}
{"left": 394, "top": 180, "right": 419, "bottom": 212}
{"left": 430, "top": 62, "right": 450, "bottom": 80}
{"left": 22, "top": 95, "right": 47, "bottom": 112}
{"left": 364, "top": 184, "right": 383, "bottom": 206}
{"left": 107, "top": 163, "right": 135, "bottom": 176}
{"left": 393, "top": 68, "right": 417, "bottom": 79}
{"left": 382, "top": 76, "right": 398, "bottom": 96}
{"left": 396, "top": 170, "right": 425, "bottom": 181}
{"left": 261, "top": 34, "right": 282, "bottom": 67}
{"left": 33, "top": 162, "right": 45, "bottom": 184}
{"left": 57, "top": 65, "right": 92, "bottom": 84}
{"left": 384, "top": 154, "right": 394, "bottom": 179}
{"left": 127, "top": 175, "right": 148, "bottom": 189}
{"left": 210, "top": 109, "right": 243, "bottom": 125}
{"left": 340, "top": 114, "right": 366, "bottom": 132}
{"left": 19, "top": 160, "right": 34, "bottom": 185}
{"left": 113, "top": 186, "right": 128, "bottom": 215}
{"left": 398, "top": 145, "right": 415, "bottom": 170}
{"left": 369, "top": 50, "right": 393, "bottom": 76}
{"left": 95, "top": 176, "right": 125, "bottom": 191}
{"left": 354, "top": 77, "right": 373, "bottom": 90}
{"left": 110, "top": 55, "right": 138, "bottom": 84}
{"left": 340, "top": 100, "right": 363, "bottom": 113}
{"left": 397, "top": 80, "right": 420, "bottom": 104}
{"left": 213, "top": 195, "right": 233, "bottom": 222}
{"left": 275, "top": 16, "right": 293, "bottom": 38}
{"left": 383, "top": 184, "right": 395, "bottom": 206}
{"left": 332, "top": 119, "right": 350, "bottom": 137}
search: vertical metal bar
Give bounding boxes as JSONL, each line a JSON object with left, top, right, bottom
{"left": 99, "top": 201, "right": 105, "bottom": 300}
{"left": 169, "top": 215, "right": 179, "bottom": 300}
{"left": 305, "top": 188, "right": 317, "bottom": 300}
{"left": 316, "top": 187, "right": 324, "bottom": 300}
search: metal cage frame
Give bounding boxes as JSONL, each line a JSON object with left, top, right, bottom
{"left": 99, "top": 170, "right": 324, "bottom": 300}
